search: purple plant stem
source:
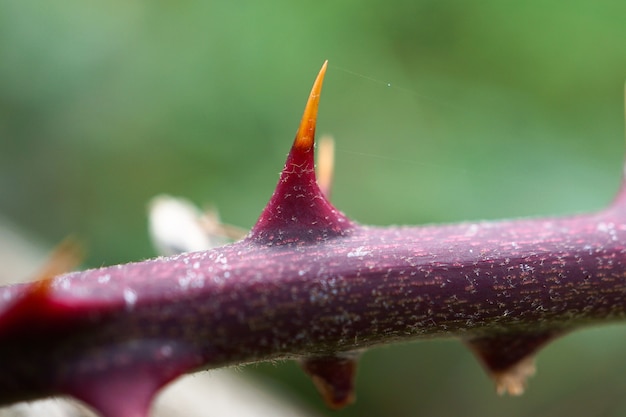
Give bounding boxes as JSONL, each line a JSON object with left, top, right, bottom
{"left": 1, "top": 201, "right": 625, "bottom": 412}
{"left": 0, "top": 61, "right": 624, "bottom": 416}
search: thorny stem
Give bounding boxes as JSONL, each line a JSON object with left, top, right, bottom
{"left": 0, "top": 62, "right": 625, "bottom": 416}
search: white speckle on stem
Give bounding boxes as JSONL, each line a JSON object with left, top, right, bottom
{"left": 98, "top": 274, "right": 111, "bottom": 284}
{"left": 59, "top": 277, "right": 71, "bottom": 290}
{"left": 216, "top": 253, "right": 228, "bottom": 265}
{"left": 159, "top": 344, "right": 173, "bottom": 358}
{"left": 123, "top": 288, "right": 138, "bottom": 310}
{"left": 465, "top": 224, "right": 479, "bottom": 236}
{"left": 347, "top": 246, "right": 371, "bottom": 258}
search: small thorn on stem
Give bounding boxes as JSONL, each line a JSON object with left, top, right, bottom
{"left": 612, "top": 83, "right": 626, "bottom": 208}
{"left": 300, "top": 354, "right": 359, "bottom": 409}
{"left": 465, "top": 331, "right": 560, "bottom": 396}
{"left": 493, "top": 356, "right": 536, "bottom": 396}
{"left": 37, "top": 237, "right": 84, "bottom": 282}
{"left": 249, "top": 61, "right": 353, "bottom": 245}
{"left": 316, "top": 134, "right": 335, "bottom": 198}
{"left": 0, "top": 237, "right": 83, "bottom": 340}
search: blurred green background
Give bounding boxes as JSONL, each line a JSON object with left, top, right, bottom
{"left": 1, "top": 0, "right": 625, "bottom": 416}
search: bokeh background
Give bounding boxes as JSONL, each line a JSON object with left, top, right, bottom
{"left": 1, "top": 1, "right": 625, "bottom": 416}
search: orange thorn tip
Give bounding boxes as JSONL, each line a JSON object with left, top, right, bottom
{"left": 294, "top": 60, "right": 328, "bottom": 151}
{"left": 37, "top": 237, "right": 84, "bottom": 282}
{"left": 32, "top": 237, "right": 83, "bottom": 296}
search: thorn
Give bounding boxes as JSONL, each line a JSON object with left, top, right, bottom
{"left": 294, "top": 60, "right": 328, "bottom": 151}
{"left": 316, "top": 135, "right": 335, "bottom": 198}
{"left": 67, "top": 370, "right": 155, "bottom": 417}
{"left": 199, "top": 205, "right": 247, "bottom": 242}
{"left": 493, "top": 356, "right": 536, "bottom": 396}
{"left": 612, "top": 83, "right": 626, "bottom": 209}
{"left": 622, "top": 82, "right": 626, "bottom": 179}
{"left": 36, "top": 237, "right": 83, "bottom": 281}
{"left": 300, "top": 354, "right": 359, "bottom": 409}
{"left": 0, "top": 237, "right": 83, "bottom": 341}
{"left": 63, "top": 340, "right": 200, "bottom": 417}
{"left": 465, "top": 331, "right": 561, "bottom": 396}
{"left": 249, "top": 61, "right": 353, "bottom": 245}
